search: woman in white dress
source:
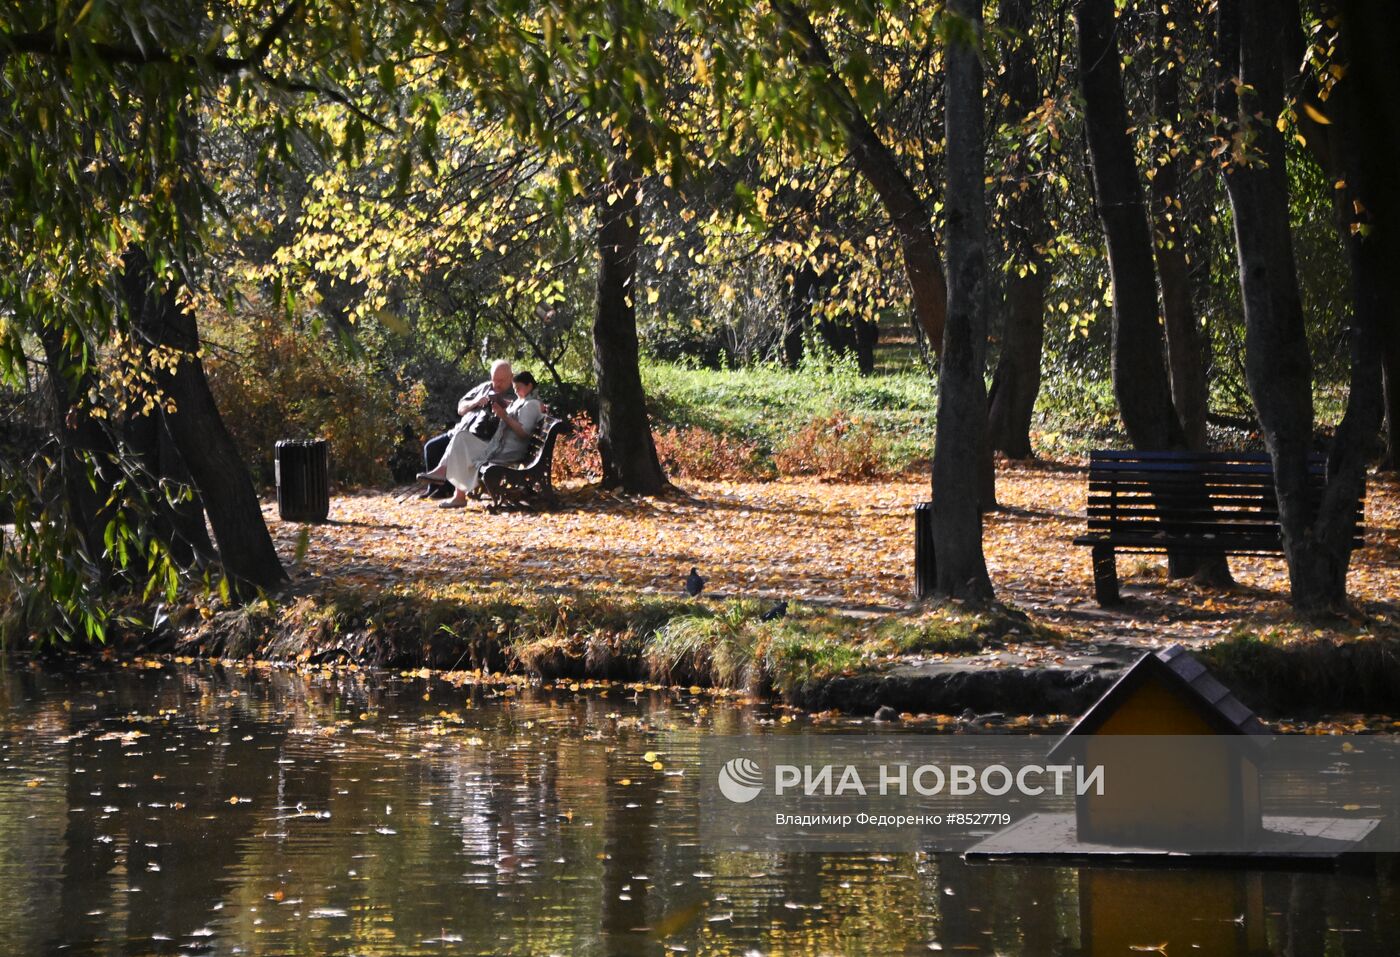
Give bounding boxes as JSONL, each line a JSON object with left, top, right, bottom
{"left": 417, "top": 371, "right": 543, "bottom": 508}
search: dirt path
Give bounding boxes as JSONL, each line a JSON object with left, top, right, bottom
{"left": 265, "top": 465, "right": 1400, "bottom": 647}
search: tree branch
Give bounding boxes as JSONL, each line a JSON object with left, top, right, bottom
{"left": 252, "top": 68, "right": 393, "bottom": 133}
{"left": 5, "top": 1, "right": 302, "bottom": 73}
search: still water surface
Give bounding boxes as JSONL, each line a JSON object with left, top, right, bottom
{"left": 1, "top": 662, "right": 1395, "bottom": 956}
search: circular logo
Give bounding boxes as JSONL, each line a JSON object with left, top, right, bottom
{"left": 717, "top": 757, "right": 764, "bottom": 803}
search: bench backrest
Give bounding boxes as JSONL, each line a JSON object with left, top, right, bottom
{"left": 1087, "top": 450, "right": 1364, "bottom": 552}
{"left": 519, "top": 416, "right": 566, "bottom": 471}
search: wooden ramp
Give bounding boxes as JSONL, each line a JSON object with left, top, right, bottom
{"left": 966, "top": 812, "right": 1379, "bottom": 864}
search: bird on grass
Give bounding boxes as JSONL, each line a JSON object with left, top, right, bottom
{"left": 684, "top": 566, "right": 706, "bottom": 598}
{"left": 759, "top": 600, "right": 788, "bottom": 622}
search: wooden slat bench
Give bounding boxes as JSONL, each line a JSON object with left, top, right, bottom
{"left": 479, "top": 415, "right": 567, "bottom": 511}
{"left": 1073, "top": 450, "right": 1364, "bottom": 606}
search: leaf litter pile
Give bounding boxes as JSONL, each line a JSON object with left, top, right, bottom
{"left": 265, "top": 465, "right": 1400, "bottom": 648}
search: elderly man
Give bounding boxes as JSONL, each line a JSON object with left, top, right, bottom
{"left": 418, "top": 360, "right": 516, "bottom": 499}
{"left": 419, "top": 370, "right": 543, "bottom": 508}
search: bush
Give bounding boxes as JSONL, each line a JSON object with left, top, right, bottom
{"left": 774, "top": 410, "right": 893, "bottom": 480}
{"left": 555, "top": 408, "right": 900, "bottom": 483}
{"left": 552, "top": 413, "right": 770, "bottom": 482}
{"left": 653, "top": 424, "right": 770, "bottom": 480}
{"left": 552, "top": 413, "right": 602, "bottom": 482}
{"left": 204, "top": 304, "right": 428, "bottom": 488}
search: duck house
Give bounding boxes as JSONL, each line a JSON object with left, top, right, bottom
{"left": 1048, "top": 643, "right": 1267, "bottom": 848}
{"left": 966, "top": 644, "right": 1381, "bottom": 862}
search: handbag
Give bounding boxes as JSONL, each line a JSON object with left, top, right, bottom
{"left": 465, "top": 406, "right": 499, "bottom": 441}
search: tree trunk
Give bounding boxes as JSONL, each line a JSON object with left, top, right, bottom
{"left": 776, "top": 1, "right": 949, "bottom": 351}
{"left": 1079, "top": 0, "right": 1235, "bottom": 584}
{"left": 782, "top": 264, "right": 818, "bottom": 369}
{"left": 1292, "top": 0, "right": 1400, "bottom": 476}
{"left": 987, "top": 0, "right": 1049, "bottom": 459}
{"left": 987, "top": 274, "right": 1045, "bottom": 460}
{"left": 932, "top": 0, "right": 995, "bottom": 602}
{"left": 122, "top": 408, "right": 214, "bottom": 570}
{"left": 1153, "top": 2, "right": 1235, "bottom": 585}
{"left": 1218, "top": 0, "right": 1388, "bottom": 614}
{"left": 593, "top": 154, "right": 668, "bottom": 495}
{"left": 1150, "top": 2, "right": 1210, "bottom": 450}
{"left": 1327, "top": 0, "right": 1397, "bottom": 585}
{"left": 1075, "top": 0, "right": 1185, "bottom": 453}
{"left": 122, "top": 251, "right": 288, "bottom": 595}
{"left": 1385, "top": 357, "right": 1400, "bottom": 471}
{"left": 854, "top": 317, "right": 878, "bottom": 376}
{"left": 37, "top": 325, "right": 117, "bottom": 571}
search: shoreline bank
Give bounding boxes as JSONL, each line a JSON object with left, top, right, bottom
{"left": 54, "top": 581, "right": 1390, "bottom": 721}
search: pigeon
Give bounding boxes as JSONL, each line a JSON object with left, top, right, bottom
{"left": 759, "top": 600, "right": 789, "bottom": 622}
{"left": 684, "top": 566, "right": 706, "bottom": 598}
{"left": 873, "top": 705, "right": 899, "bottom": 722}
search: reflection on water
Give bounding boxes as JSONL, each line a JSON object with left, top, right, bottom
{"left": 0, "top": 662, "right": 1396, "bottom": 955}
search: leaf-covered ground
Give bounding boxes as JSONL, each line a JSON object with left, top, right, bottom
{"left": 265, "top": 465, "right": 1400, "bottom": 647}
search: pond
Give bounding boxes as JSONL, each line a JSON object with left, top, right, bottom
{"left": 1, "top": 662, "right": 1395, "bottom": 956}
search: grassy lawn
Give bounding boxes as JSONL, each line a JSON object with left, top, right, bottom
{"left": 642, "top": 357, "right": 938, "bottom": 470}
{"left": 640, "top": 349, "right": 1128, "bottom": 467}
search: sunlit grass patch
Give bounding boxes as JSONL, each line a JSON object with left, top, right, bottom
{"left": 875, "top": 603, "right": 1057, "bottom": 657}
{"left": 643, "top": 359, "right": 934, "bottom": 474}
{"left": 640, "top": 598, "right": 1061, "bottom": 695}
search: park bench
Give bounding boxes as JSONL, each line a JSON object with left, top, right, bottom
{"left": 479, "top": 415, "right": 567, "bottom": 511}
{"left": 1073, "top": 449, "right": 1364, "bottom": 606}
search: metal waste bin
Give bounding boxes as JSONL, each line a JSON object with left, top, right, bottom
{"left": 275, "top": 439, "right": 330, "bottom": 523}
{"left": 914, "top": 501, "right": 936, "bottom": 599}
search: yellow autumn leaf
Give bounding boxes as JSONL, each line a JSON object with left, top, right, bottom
{"left": 1301, "top": 102, "right": 1331, "bottom": 125}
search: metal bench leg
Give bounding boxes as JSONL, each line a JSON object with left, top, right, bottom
{"left": 1091, "top": 544, "right": 1120, "bottom": 606}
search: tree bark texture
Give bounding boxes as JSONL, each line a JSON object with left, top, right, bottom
{"left": 816, "top": 312, "right": 878, "bottom": 375}
{"left": 122, "top": 251, "right": 288, "bottom": 594}
{"left": 1153, "top": 4, "right": 1234, "bottom": 585}
{"left": 1293, "top": 0, "right": 1400, "bottom": 476}
{"left": 593, "top": 155, "right": 668, "bottom": 495}
{"left": 1218, "top": 0, "right": 1387, "bottom": 613}
{"left": 1079, "top": 0, "right": 1236, "bottom": 583}
{"left": 1150, "top": 2, "right": 1211, "bottom": 450}
{"left": 776, "top": 2, "right": 949, "bottom": 351}
{"left": 782, "top": 263, "right": 818, "bottom": 369}
{"left": 1330, "top": 0, "right": 1397, "bottom": 578}
{"left": 38, "top": 324, "right": 118, "bottom": 571}
{"left": 1385, "top": 358, "right": 1400, "bottom": 471}
{"left": 121, "top": 407, "right": 214, "bottom": 570}
{"left": 1075, "top": 0, "right": 1186, "bottom": 451}
{"left": 932, "top": 0, "right": 995, "bottom": 601}
{"left": 987, "top": 0, "right": 1049, "bottom": 459}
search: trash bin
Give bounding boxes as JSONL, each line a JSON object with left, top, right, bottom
{"left": 275, "top": 439, "right": 330, "bottom": 523}
{"left": 914, "top": 501, "right": 936, "bottom": 599}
